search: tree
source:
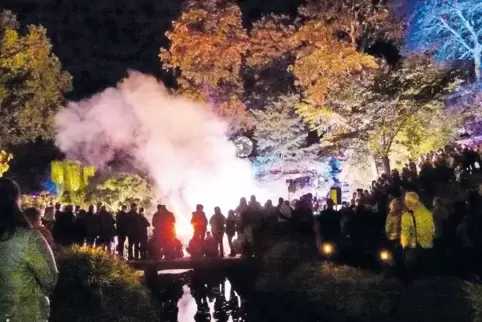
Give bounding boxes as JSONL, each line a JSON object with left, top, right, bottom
{"left": 252, "top": 94, "right": 329, "bottom": 190}
{"left": 300, "top": 0, "right": 403, "bottom": 51}
{"left": 0, "top": 10, "right": 72, "bottom": 147}
{"left": 0, "top": 150, "right": 12, "bottom": 177}
{"left": 406, "top": 0, "right": 482, "bottom": 80}
{"left": 289, "top": 20, "right": 379, "bottom": 106}
{"left": 87, "top": 173, "right": 154, "bottom": 212}
{"left": 159, "top": 0, "right": 251, "bottom": 131}
{"left": 308, "top": 56, "right": 461, "bottom": 174}
{"left": 245, "top": 14, "right": 298, "bottom": 106}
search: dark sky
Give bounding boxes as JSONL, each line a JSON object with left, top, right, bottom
{"left": 1, "top": 0, "right": 303, "bottom": 100}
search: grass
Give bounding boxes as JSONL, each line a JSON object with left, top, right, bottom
{"left": 50, "top": 246, "right": 159, "bottom": 322}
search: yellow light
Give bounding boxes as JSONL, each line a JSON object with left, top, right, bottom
{"left": 379, "top": 250, "right": 391, "bottom": 261}
{"left": 322, "top": 242, "right": 335, "bottom": 256}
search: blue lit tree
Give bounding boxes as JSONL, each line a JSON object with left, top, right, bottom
{"left": 252, "top": 94, "right": 331, "bottom": 192}
{"left": 406, "top": 0, "right": 482, "bottom": 80}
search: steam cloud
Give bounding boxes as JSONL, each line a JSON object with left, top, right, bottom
{"left": 55, "top": 71, "right": 271, "bottom": 238}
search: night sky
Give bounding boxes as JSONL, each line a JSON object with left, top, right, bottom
{"left": 1, "top": 0, "right": 304, "bottom": 99}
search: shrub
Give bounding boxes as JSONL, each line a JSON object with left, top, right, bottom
{"left": 50, "top": 246, "right": 159, "bottom": 322}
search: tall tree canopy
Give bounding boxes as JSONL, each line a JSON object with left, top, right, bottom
{"left": 252, "top": 94, "right": 326, "bottom": 185}
{"left": 305, "top": 56, "right": 461, "bottom": 173}
{"left": 0, "top": 10, "right": 72, "bottom": 147}
{"left": 159, "top": 0, "right": 251, "bottom": 131}
{"left": 406, "top": 0, "right": 482, "bottom": 80}
{"left": 300, "top": 0, "right": 403, "bottom": 51}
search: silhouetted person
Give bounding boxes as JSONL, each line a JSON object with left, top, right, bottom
{"left": 74, "top": 208, "right": 87, "bottom": 245}
{"left": 24, "top": 207, "right": 54, "bottom": 248}
{"left": 53, "top": 204, "right": 76, "bottom": 247}
{"left": 210, "top": 207, "right": 226, "bottom": 257}
{"left": 116, "top": 205, "right": 128, "bottom": 257}
{"left": 97, "top": 206, "right": 116, "bottom": 253}
{"left": 126, "top": 203, "right": 139, "bottom": 260}
{"left": 85, "top": 205, "right": 100, "bottom": 246}
{"left": 192, "top": 204, "right": 208, "bottom": 241}
{"left": 136, "top": 207, "right": 150, "bottom": 259}
{"left": 226, "top": 210, "right": 237, "bottom": 257}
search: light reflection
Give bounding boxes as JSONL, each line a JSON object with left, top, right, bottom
{"left": 176, "top": 278, "right": 243, "bottom": 322}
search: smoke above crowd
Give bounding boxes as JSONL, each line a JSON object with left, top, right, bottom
{"left": 55, "top": 71, "right": 270, "bottom": 238}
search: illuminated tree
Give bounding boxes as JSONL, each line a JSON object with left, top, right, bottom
{"left": 246, "top": 14, "right": 297, "bottom": 68}
{"left": 159, "top": 0, "right": 251, "bottom": 131}
{"left": 252, "top": 94, "right": 328, "bottom": 188}
{"left": 51, "top": 160, "right": 96, "bottom": 198}
{"left": 300, "top": 0, "right": 403, "bottom": 51}
{"left": 406, "top": 0, "right": 482, "bottom": 80}
{"left": 290, "top": 21, "right": 379, "bottom": 106}
{"left": 0, "top": 150, "right": 12, "bottom": 177}
{"left": 0, "top": 11, "right": 72, "bottom": 147}
{"left": 87, "top": 173, "right": 154, "bottom": 212}
{"left": 311, "top": 56, "right": 461, "bottom": 173}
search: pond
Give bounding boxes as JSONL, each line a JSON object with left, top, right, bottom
{"left": 150, "top": 270, "right": 254, "bottom": 322}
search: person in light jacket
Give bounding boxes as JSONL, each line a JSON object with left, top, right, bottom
{"left": 0, "top": 177, "right": 58, "bottom": 321}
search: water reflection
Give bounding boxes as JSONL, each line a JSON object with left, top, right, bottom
{"left": 153, "top": 272, "right": 248, "bottom": 322}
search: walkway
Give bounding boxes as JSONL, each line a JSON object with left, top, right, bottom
{"left": 128, "top": 255, "right": 246, "bottom": 271}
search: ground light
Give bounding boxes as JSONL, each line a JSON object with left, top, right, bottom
{"left": 321, "top": 242, "right": 336, "bottom": 257}
{"left": 378, "top": 249, "right": 393, "bottom": 265}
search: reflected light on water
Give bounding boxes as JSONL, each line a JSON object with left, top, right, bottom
{"left": 177, "top": 285, "right": 197, "bottom": 322}
{"left": 176, "top": 278, "right": 243, "bottom": 322}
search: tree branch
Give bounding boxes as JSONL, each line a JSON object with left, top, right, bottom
{"left": 439, "top": 17, "right": 474, "bottom": 53}
{"left": 454, "top": 8, "right": 480, "bottom": 48}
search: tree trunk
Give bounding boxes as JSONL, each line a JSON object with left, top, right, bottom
{"left": 474, "top": 54, "right": 481, "bottom": 81}
{"left": 381, "top": 155, "right": 391, "bottom": 175}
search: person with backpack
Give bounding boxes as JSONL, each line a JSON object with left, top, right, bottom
{"left": 401, "top": 192, "right": 435, "bottom": 282}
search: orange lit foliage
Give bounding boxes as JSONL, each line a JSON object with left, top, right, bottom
{"left": 290, "top": 21, "right": 378, "bottom": 105}
{"left": 299, "top": 0, "right": 403, "bottom": 50}
{"left": 159, "top": 0, "right": 251, "bottom": 131}
{"left": 292, "top": 0, "right": 399, "bottom": 108}
{"left": 246, "top": 14, "right": 297, "bottom": 68}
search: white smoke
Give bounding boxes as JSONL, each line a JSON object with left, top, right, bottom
{"left": 55, "top": 71, "right": 274, "bottom": 240}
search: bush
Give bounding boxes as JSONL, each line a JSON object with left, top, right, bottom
{"left": 257, "top": 236, "right": 479, "bottom": 322}
{"left": 50, "top": 246, "right": 159, "bottom": 322}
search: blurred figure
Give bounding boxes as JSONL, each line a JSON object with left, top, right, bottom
{"left": 401, "top": 192, "right": 435, "bottom": 281}
{"left": 24, "top": 207, "right": 54, "bottom": 248}
{"left": 85, "top": 205, "right": 100, "bottom": 246}
{"left": 385, "top": 198, "right": 404, "bottom": 274}
{"left": 97, "top": 206, "right": 116, "bottom": 253}
{"left": 42, "top": 205, "right": 55, "bottom": 231}
{"left": 136, "top": 207, "right": 150, "bottom": 259}
{"left": 204, "top": 232, "right": 217, "bottom": 257}
{"left": 0, "top": 178, "right": 58, "bottom": 321}
{"left": 126, "top": 204, "right": 139, "bottom": 260}
{"left": 192, "top": 204, "right": 208, "bottom": 242}
{"left": 210, "top": 207, "right": 226, "bottom": 257}
{"left": 116, "top": 205, "right": 128, "bottom": 257}
{"left": 53, "top": 204, "right": 75, "bottom": 247}
{"left": 226, "top": 210, "right": 237, "bottom": 257}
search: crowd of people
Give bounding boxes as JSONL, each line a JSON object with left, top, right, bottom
{"left": 2, "top": 140, "right": 482, "bottom": 320}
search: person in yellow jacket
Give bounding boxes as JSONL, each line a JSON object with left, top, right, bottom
{"left": 400, "top": 192, "right": 435, "bottom": 280}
